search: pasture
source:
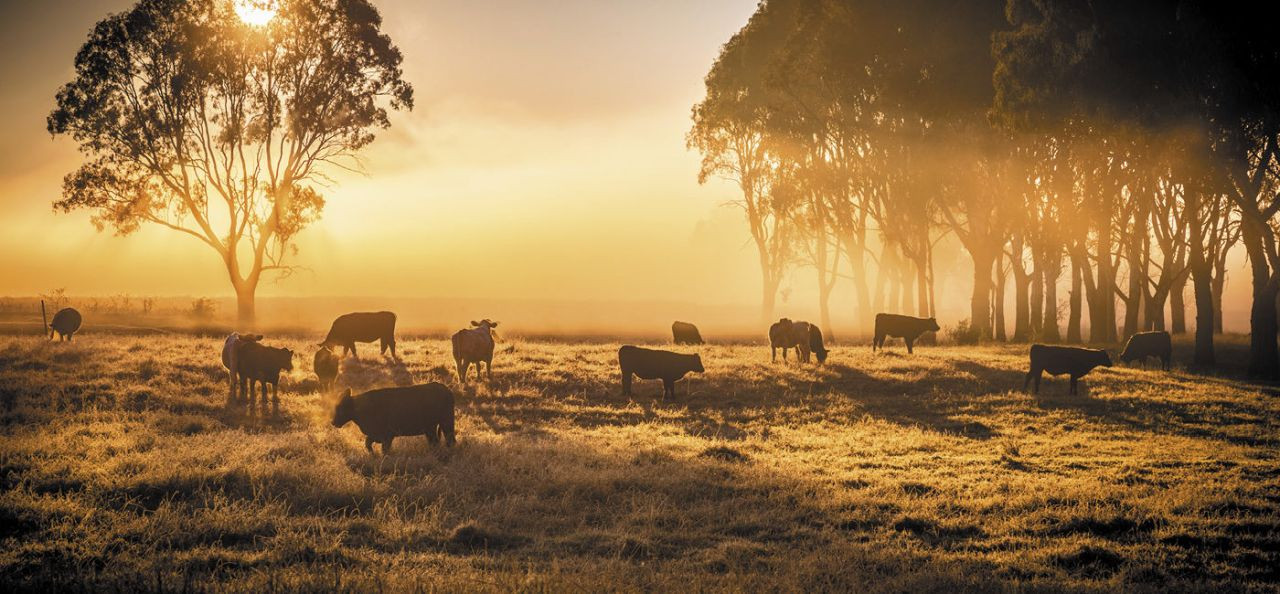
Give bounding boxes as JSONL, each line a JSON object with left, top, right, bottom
{"left": 1, "top": 334, "right": 1277, "bottom": 592}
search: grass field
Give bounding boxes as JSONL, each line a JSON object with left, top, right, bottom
{"left": 1, "top": 333, "right": 1278, "bottom": 592}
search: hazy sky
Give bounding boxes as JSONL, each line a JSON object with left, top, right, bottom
{"left": 0, "top": 0, "right": 1257, "bottom": 331}
{"left": 0, "top": 0, "right": 768, "bottom": 304}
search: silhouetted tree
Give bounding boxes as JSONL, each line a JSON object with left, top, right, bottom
{"left": 49, "top": 0, "right": 412, "bottom": 323}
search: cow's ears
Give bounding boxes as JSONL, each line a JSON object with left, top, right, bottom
{"left": 340, "top": 388, "right": 352, "bottom": 400}
{"left": 490, "top": 321, "right": 499, "bottom": 328}
{"left": 470, "top": 320, "right": 480, "bottom": 326}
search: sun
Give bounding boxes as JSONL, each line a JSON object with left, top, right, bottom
{"left": 233, "top": 0, "right": 277, "bottom": 26}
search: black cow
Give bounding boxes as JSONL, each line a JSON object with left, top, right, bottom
{"left": 321, "top": 311, "right": 397, "bottom": 359}
{"left": 332, "top": 383, "right": 456, "bottom": 454}
{"left": 618, "top": 345, "right": 704, "bottom": 398}
{"left": 809, "top": 325, "right": 829, "bottom": 364}
{"left": 1024, "top": 344, "right": 1111, "bottom": 395}
{"left": 50, "top": 308, "right": 82, "bottom": 341}
{"left": 1119, "top": 331, "right": 1172, "bottom": 370}
{"left": 671, "top": 321, "right": 704, "bottom": 345}
{"left": 873, "top": 313, "right": 939, "bottom": 354}
{"left": 237, "top": 341, "right": 294, "bottom": 410}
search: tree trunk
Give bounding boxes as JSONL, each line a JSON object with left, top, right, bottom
{"left": 1030, "top": 264, "right": 1044, "bottom": 338}
{"left": 994, "top": 251, "right": 1007, "bottom": 341}
{"left": 1192, "top": 260, "right": 1216, "bottom": 367}
{"left": 1144, "top": 288, "right": 1168, "bottom": 331}
{"left": 1188, "top": 191, "right": 1214, "bottom": 367}
{"left": 1243, "top": 218, "right": 1280, "bottom": 378}
{"left": 970, "top": 249, "right": 995, "bottom": 340}
{"left": 901, "top": 264, "right": 915, "bottom": 316}
{"left": 1041, "top": 249, "right": 1061, "bottom": 342}
{"left": 1067, "top": 254, "right": 1083, "bottom": 343}
{"left": 849, "top": 236, "right": 871, "bottom": 339}
{"left": 761, "top": 272, "right": 781, "bottom": 325}
{"left": 1211, "top": 257, "right": 1227, "bottom": 334}
{"left": 1170, "top": 275, "right": 1188, "bottom": 334}
{"left": 872, "top": 240, "right": 889, "bottom": 316}
{"left": 234, "top": 282, "right": 257, "bottom": 326}
{"left": 916, "top": 252, "right": 936, "bottom": 345}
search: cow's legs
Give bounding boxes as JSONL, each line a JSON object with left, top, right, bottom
{"left": 621, "top": 370, "right": 633, "bottom": 395}
{"left": 1069, "top": 376, "right": 1079, "bottom": 396}
{"left": 261, "top": 381, "right": 269, "bottom": 412}
{"left": 662, "top": 378, "right": 674, "bottom": 399}
{"left": 382, "top": 437, "right": 393, "bottom": 454}
{"left": 455, "top": 358, "right": 466, "bottom": 383}
{"left": 771, "top": 346, "right": 777, "bottom": 362}
{"left": 485, "top": 358, "right": 493, "bottom": 381}
{"left": 365, "top": 436, "right": 375, "bottom": 453}
{"left": 906, "top": 338, "right": 915, "bottom": 354}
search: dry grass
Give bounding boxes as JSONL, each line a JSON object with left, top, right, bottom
{"left": 1, "top": 333, "right": 1278, "bottom": 592}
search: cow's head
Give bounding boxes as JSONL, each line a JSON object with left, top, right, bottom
{"left": 690, "top": 353, "right": 705, "bottom": 373}
{"left": 926, "top": 318, "right": 941, "bottom": 332}
{"left": 332, "top": 389, "right": 355, "bottom": 428}
{"left": 1096, "top": 349, "right": 1113, "bottom": 368}
{"left": 471, "top": 319, "right": 499, "bottom": 330}
{"left": 274, "top": 347, "right": 295, "bottom": 372}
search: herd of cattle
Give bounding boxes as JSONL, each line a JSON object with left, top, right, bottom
{"left": 38, "top": 307, "right": 1175, "bottom": 455}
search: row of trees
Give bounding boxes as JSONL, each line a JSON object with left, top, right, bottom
{"left": 690, "top": 0, "right": 1280, "bottom": 377}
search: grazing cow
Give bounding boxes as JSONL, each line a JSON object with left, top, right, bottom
{"left": 332, "top": 383, "right": 456, "bottom": 454}
{"left": 618, "top": 345, "right": 704, "bottom": 398}
{"left": 1119, "top": 331, "right": 1172, "bottom": 370}
{"left": 452, "top": 319, "right": 498, "bottom": 382}
{"left": 873, "top": 313, "right": 940, "bottom": 354}
{"left": 769, "top": 318, "right": 813, "bottom": 362}
{"left": 237, "top": 341, "right": 294, "bottom": 410}
{"left": 769, "top": 319, "right": 794, "bottom": 361}
{"left": 671, "top": 321, "right": 704, "bottom": 345}
{"left": 321, "top": 311, "right": 397, "bottom": 359}
{"left": 221, "top": 332, "right": 263, "bottom": 403}
{"left": 314, "top": 346, "right": 340, "bottom": 392}
{"left": 49, "top": 308, "right": 82, "bottom": 341}
{"left": 809, "top": 325, "right": 829, "bottom": 364}
{"left": 1024, "top": 344, "right": 1111, "bottom": 395}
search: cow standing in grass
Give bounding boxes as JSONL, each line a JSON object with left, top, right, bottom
{"left": 873, "top": 313, "right": 940, "bottom": 354}
{"left": 321, "top": 311, "right": 398, "bottom": 359}
{"left": 618, "top": 345, "right": 703, "bottom": 398}
{"left": 1119, "top": 331, "right": 1172, "bottom": 370}
{"left": 671, "top": 321, "right": 704, "bottom": 345}
{"left": 221, "top": 332, "right": 263, "bottom": 404}
{"left": 769, "top": 318, "right": 814, "bottom": 362}
{"left": 332, "top": 383, "right": 456, "bottom": 455}
{"left": 452, "top": 319, "right": 498, "bottom": 382}
{"left": 237, "top": 341, "right": 294, "bottom": 412}
{"left": 1024, "top": 344, "right": 1111, "bottom": 395}
{"left": 809, "top": 325, "right": 829, "bottom": 364}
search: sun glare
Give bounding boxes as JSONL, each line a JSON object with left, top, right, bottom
{"left": 233, "top": 0, "right": 277, "bottom": 26}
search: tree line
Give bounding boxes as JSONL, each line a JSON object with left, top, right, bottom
{"left": 689, "top": 0, "right": 1280, "bottom": 378}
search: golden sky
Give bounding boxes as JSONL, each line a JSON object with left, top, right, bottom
{"left": 0, "top": 0, "right": 769, "bottom": 304}
{"left": 0, "top": 0, "right": 1258, "bottom": 332}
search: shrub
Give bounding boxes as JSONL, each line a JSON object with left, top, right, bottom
{"left": 947, "top": 318, "right": 982, "bottom": 345}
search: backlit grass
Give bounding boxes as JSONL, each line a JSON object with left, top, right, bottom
{"left": 1, "top": 334, "right": 1277, "bottom": 591}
